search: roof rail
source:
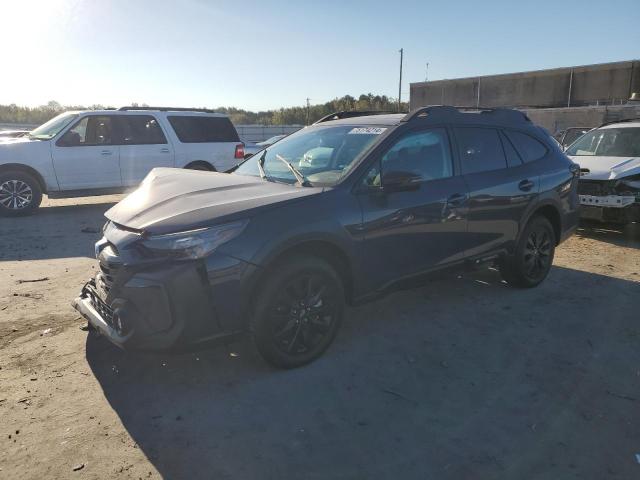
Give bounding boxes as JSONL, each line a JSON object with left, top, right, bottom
{"left": 598, "top": 117, "right": 640, "bottom": 128}
{"left": 313, "top": 110, "right": 399, "bottom": 124}
{"left": 402, "top": 105, "right": 531, "bottom": 124}
{"left": 118, "top": 106, "right": 219, "bottom": 114}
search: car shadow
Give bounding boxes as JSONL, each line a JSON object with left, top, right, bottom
{"left": 86, "top": 265, "right": 640, "bottom": 479}
{"left": 576, "top": 220, "right": 640, "bottom": 249}
{"left": 0, "top": 201, "right": 116, "bottom": 261}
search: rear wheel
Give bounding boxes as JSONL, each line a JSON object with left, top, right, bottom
{"left": 186, "top": 162, "right": 214, "bottom": 171}
{"left": 500, "top": 215, "right": 555, "bottom": 288}
{"left": 0, "top": 171, "right": 42, "bottom": 216}
{"left": 250, "top": 256, "right": 344, "bottom": 368}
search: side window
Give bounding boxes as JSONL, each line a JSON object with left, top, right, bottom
{"left": 362, "top": 128, "right": 452, "bottom": 187}
{"left": 455, "top": 127, "right": 507, "bottom": 174}
{"left": 167, "top": 116, "right": 240, "bottom": 143}
{"left": 59, "top": 116, "right": 113, "bottom": 146}
{"left": 500, "top": 131, "right": 523, "bottom": 168}
{"left": 119, "top": 115, "right": 167, "bottom": 145}
{"left": 504, "top": 130, "right": 547, "bottom": 163}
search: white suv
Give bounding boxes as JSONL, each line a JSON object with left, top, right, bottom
{"left": 0, "top": 107, "right": 245, "bottom": 215}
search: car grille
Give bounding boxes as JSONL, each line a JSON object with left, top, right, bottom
{"left": 98, "top": 259, "right": 121, "bottom": 294}
{"left": 97, "top": 244, "right": 122, "bottom": 295}
{"left": 578, "top": 181, "right": 610, "bottom": 196}
{"left": 83, "top": 280, "right": 115, "bottom": 326}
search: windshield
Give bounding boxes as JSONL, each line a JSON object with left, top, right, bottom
{"left": 234, "top": 125, "right": 387, "bottom": 186}
{"left": 566, "top": 127, "right": 640, "bottom": 157}
{"left": 258, "top": 135, "right": 284, "bottom": 145}
{"left": 29, "top": 112, "right": 79, "bottom": 140}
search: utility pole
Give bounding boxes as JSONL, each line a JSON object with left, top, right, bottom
{"left": 306, "top": 98, "right": 310, "bottom": 125}
{"left": 425, "top": 62, "right": 429, "bottom": 82}
{"left": 398, "top": 48, "right": 403, "bottom": 112}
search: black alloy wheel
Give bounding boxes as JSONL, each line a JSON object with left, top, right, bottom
{"left": 500, "top": 215, "right": 556, "bottom": 288}
{"left": 251, "top": 256, "right": 344, "bottom": 368}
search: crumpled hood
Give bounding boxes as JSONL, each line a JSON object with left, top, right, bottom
{"left": 105, "top": 168, "right": 321, "bottom": 234}
{"left": 568, "top": 155, "right": 640, "bottom": 180}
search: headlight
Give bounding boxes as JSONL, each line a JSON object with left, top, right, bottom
{"left": 620, "top": 174, "right": 640, "bottom": 190}
{"left": 140, "top": 220, "right": 248, "bottom": 259}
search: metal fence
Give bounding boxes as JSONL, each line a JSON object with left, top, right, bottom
{"left": 235, "top": 124, "right": 303, "bottom": 143}
{"left": 0, "top": 123, "right": 37, "bottom": 131}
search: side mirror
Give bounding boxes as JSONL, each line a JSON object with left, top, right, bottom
{"left": 381, "top": 170, "right": 422, "bottom": 192}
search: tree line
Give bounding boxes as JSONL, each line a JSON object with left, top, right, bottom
{"left": 0, "top": 95, "right": 408, "bottom": 126}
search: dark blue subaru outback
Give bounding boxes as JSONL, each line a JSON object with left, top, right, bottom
{"left": 74, "top": 106, "right": 580, "bottom": 368}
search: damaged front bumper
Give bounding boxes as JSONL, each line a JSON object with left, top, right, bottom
{"left": 73, "top": 243, "right": 253, "bottom": 351}
{"left": 578, "top": 179, "right": 640, "bottom": 223}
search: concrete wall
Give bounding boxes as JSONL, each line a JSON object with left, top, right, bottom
{"left": 521, "top": 104, "right": 640, "bottom": 133}
{"left": 410, "top": 60, "right": 640, "bottom": 109}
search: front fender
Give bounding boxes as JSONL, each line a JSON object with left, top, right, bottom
{"left": 0, "top": 141, "right": 58, "bottom": 191}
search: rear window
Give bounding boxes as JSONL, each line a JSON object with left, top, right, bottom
{"left": 504, "top": 130, "right": 547, "bottom": 163}
{"left": 455, "top": 127, "right": 507, "bottom": 174}
{"left": 168, "top": 116, "right": 240, "bottom": 143}
{"left": 500, "top": 131, "right": 523, "bottom": 167}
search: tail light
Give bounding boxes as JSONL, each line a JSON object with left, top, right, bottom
{"left": 234, "top": 144, "right": 245, "bottom": 159}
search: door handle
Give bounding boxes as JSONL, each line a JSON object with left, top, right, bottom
{"left": 100, "top": 150, "right": 113, "bottom": 156}
{"left": 446, "top": 193, "right": 468, "bottom": 207}
{"left": 518, "top": 179, "right": 534, "bottom": 192}
{"left": 160, "top": 148, "right": 170, "bottom": 153}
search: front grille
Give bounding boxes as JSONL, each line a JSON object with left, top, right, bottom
{"left": 578, "top": 181, "right": 610, "bottom": 196}
{"left": 83, "top": 281, "right": 115, "bottom": 326}
{"left": 98, "top": 259, "right": 121, "bottom": 294}
{"left": 97, "top": 243, "right": 122, "bottom": 295}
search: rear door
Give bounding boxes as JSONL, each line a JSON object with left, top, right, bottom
{"left": 167, "top": 115, "right": 241, "bottom": 172}
{"left": 356, "top": 127, "right": 469, "bottom": 291}
{"left": 116, "top": 115, "right": 174, "bottom": 187}
{"left": 51, "top": 115, "right": 121, "bottom": 190}
{"left": 454, "top": 126, "right": 540, "bottom": 258}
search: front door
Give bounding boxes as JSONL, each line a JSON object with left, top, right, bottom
{"left": 356, "top": 127, "right": 469, "bottom": 292}
{"left": 51, "top": 115, "right": 121, "bottom": 190}
{"left": 116, "top": 115, "right": 174, "bottom": 187}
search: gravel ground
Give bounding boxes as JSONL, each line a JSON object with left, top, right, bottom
{"left": 1, "top": 195, "right": 639, "bottom": 479}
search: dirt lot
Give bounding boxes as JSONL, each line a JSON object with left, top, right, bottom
{"left": 1, "top": 196, "right": 639, "bottom": 479}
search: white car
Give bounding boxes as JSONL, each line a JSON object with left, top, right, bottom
{"left": 0, "top": 107, "right": 245, "bottom": 215}
{"left": 566, "top": 118, "right": 640, "bottom": 224}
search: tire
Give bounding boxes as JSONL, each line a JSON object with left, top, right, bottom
{"left": 186, "top": 162, "right": 214, "bottom": 171}
{"left": 0, "top": 170, "right": 43, "bottom": 216}
{"left": 500, "top": 215, "right": 556, "bottom": 288}
{"left": 250, "top": 255, "right": 345, "bottom": 369}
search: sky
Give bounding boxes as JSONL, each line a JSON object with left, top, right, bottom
{"left": 1, "top": 0, "right": 639, "bottom": 111}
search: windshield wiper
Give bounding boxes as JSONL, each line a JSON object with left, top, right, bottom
{"left": 275, "top": 154, "right": 311, "bottom": 186}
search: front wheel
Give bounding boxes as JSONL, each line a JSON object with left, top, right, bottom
{"left": 500, "top": 215, "right": 556, "bottom": 288}
{"left": 0, "top": 171, "right": 43, "bottom": 216}
{"left": 250, "top": 256, "right": 344, "bottom": 369}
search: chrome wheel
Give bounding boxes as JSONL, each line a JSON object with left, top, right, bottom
{"left": 0, "top": 179, "right": 33, "bottom": 210}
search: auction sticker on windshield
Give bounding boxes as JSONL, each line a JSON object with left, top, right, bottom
{"left": 348, "top": 127, "right": 387, "bottom": 135}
